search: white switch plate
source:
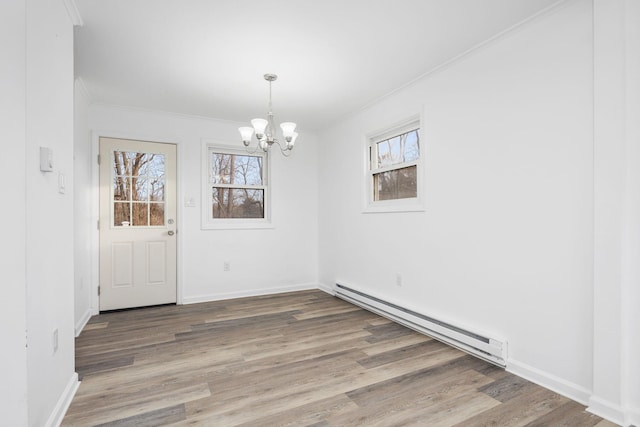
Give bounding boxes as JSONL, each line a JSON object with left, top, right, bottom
{"left": 52, "top": 329, "right": 58, "bottom": 353}
{"left": 40, "top": 147, "right": 53, "bottom": 172}
{"left": 58, "top": 173, "right": 66, "bottom": 194}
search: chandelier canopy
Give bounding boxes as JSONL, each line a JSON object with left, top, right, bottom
{"left": 238, "top": 74, "right": 298, "bottom": 156}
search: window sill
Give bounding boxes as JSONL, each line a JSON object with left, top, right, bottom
{"left": 363, "top": 199, "right": 425, "bottom": 214}
{"left": 201, "top": 219, "right": 274, "bottom": 230}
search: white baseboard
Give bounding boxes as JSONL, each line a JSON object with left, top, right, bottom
{"left": 45, "top": 373, "right": 79, "bottom": 427}
{"left": 507, "top": 359, "right": 592, "bottom": 406}
{"left": 625, "top": 406, "right": 640, "bottom": 427}
{"left": 182, "top": 282, "right": 320, "bottom": 305}
{"left": 317, "top": 282, "right": 335, "bottom": 295}
{"left": 507, "top": 360, "right": 634, "bottom": 426}
{"left": 587, "top": 396, "right": 626, "bottom": 426}
{"left": 75, "top": 308, "right": 92, "bottom": 337}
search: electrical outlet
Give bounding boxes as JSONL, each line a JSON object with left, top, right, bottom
{"left": 396, "top": 273, "right": 403, "bottom": 287}
{"left": 52, "top": 329, "right": 59, "bottom": 353}
{"left": 224, "top": 261, "right": 230, "bottom": 272}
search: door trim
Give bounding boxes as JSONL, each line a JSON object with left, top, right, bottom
{"left": 91, "top": 130, "right": 183, "bottom": 314}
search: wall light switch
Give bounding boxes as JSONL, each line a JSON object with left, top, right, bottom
{"left": 40, "top": 147, "right": 53, "bottom": 172}
{"left": 52, "top": 329, "right": 59, "bottom": 353}
{"left": 58, "top": 172, "right": 66, "bottom": 194}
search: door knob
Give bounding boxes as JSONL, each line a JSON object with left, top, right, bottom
{"left": 168, "top": 230, "right": 175, "bottom": 236}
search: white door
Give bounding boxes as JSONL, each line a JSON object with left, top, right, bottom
{"left": 99, "top": 137, "right": 177, "bottom": 311}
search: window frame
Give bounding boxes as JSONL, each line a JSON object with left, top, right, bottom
{"left": 363, "top": 115, "right": 425, "bottom": 213}
{"left": 201, "top": 142, "right": 272, "bottom": 229}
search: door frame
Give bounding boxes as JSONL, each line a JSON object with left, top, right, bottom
{"left": 90, "top": 130, "right": 183, "bottom": 315}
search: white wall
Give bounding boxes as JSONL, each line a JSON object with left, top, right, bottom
{"left": 624, "top": 3, "right": 640, "bottom": 422}
{"left": 319, "top": 0, "right": 594, "bottom": 405}
{"left": 74, "top": 79, "right": 93, "bottom": 334}
{"left": 591, "top": 1, "right": 640, "bottom": 425}
{"left": 0, "top": 1, "right": 29, "bottom": 425}
{"left": 87, "top": 105, "right": 319, "bottom": 305}
{"left": 25, "top": 0, "right": 79, "bottom": 425}
{"left": 2, "top": 1, "right": 79, "bottom": 424}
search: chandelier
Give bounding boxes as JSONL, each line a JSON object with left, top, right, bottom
{"left": 238, "top": 74, "right": 298, "bottom": 156}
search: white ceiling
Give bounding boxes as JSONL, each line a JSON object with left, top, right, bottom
{"left": 74, "top": 0, "right": 561, "bottom": 131}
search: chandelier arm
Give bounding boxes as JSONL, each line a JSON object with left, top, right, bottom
{"left": 244, "top": 140, "right": 263, "bottom": 155}
{"left": 279, "top": 147, "right": 292, "bottom": 157}
{"left": 272, "top": 140, "right": 292, "bottom": 157}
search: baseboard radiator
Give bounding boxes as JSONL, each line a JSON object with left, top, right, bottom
{"left": 335, "top": 283, "right": 507, "bottom": 367}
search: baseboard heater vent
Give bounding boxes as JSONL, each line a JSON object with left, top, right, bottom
{"left": 335, "top": 283, "right": 507, "bottom": 367}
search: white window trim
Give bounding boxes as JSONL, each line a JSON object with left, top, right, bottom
{"left": 201, "top": 141, "right": 273, "bottom": 230}
{"left": 363, "top": 114, "right": 425, "bottom": 214}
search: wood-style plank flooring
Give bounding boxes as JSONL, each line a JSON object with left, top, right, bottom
{"left": 63, "top": 290, "right": 617, "bottom": 426}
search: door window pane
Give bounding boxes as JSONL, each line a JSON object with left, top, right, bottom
{"left": 149, "top": 203, "right": 165, "bottom": 226}
{"left": 113, "top": 177, "right": 130, "bottom": 201}
{"left": 114, "top": 202, "right": 131, "bottom": 226}
{"left": 149, "top": 178, "right": 165, "bottom": 201}
{"left": 114, "top": 151, "right": 164, "bottom": 177}
{"left": 132, "top": 203, "right": 148, "bottom": 226}
{"left": 132, "top": 176, "right": 148, "bottom": 201}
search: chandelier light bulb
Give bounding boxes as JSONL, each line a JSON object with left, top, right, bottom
{"left": 287, "top": 132, "right": 298, "bottom": 149}
{"left": 280, "top": 122, "right": 297, "bottom": 142}
{"left": 238, "top": 127, "right": 254, "bottom": 145}
{"left": 251, "top": 118, "right": 268, "bottom": 140}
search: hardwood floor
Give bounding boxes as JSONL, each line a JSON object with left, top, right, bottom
{"left": 63, "top": 290, "right": 616, "bottom": 426}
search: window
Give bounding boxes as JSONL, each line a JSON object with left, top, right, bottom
{"left": 365, "top": 117, "right": 423, "bottom": 213}
{"left": 202, "top": 144, "right": 271, "bottom": 229}
{"left": 112, "top": 150, "right": 165, "bottom": 227}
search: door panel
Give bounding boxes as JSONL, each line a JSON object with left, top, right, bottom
{"left": 146, "top": 241, "right": 166, "bottom": 284}
{"left": 111, "top": 242, "right": 133, "bottom": 287}
{"left": 99, "top": 137, "right": 177, "bottom": 311}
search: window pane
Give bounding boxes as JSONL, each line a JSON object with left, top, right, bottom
{"left": 114, "top": 202, "right": 131, "bottom": 226}
{"left": 149, "top": 203, "right": 165, "bottom": 226}
{"left": 130, "top": 175, "right": 165, "bottom": 202}
{"left": 132, "top": 203, "right": 148, "bottom": 226}
{"left": 113, "top": 176, "right": 130, "bottom": 201}
{"left": 149, "top": 177, "right": 165, "bottom": 201}
{"left": 210, "top": 153, "right": 263, "bottom": 185}
{"left": 132, "top": 176, "right": 148, "bottom": 201}
{"left": 144, "top": 155, "right": 165, "bottom": 178}
{"left": 376, "top": 129, "right": 419, "bottom": 168}
{"left": 212, "top": 188, "right": 264, "bottom": 218}
{"left": 113, "top": 151, "right": 164, "bottom": 177}
{"left": 373, "top": 165, "right": 417, "bottom": 201}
